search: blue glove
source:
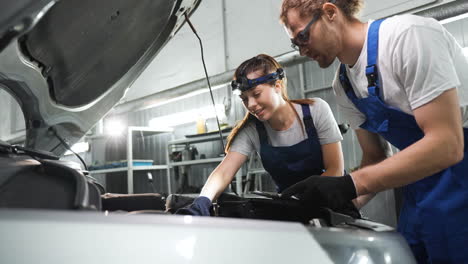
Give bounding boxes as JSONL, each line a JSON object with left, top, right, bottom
{"left": 175, "top": 196, "right": 212, "bottom": 216}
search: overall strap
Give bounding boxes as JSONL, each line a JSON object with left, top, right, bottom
{"left": 339, "top": 64, "right": 357, "bottom": 98}
{"left": 366, "top": 19, "right": 385, "bottom": 97}
{"left": 254, "top": 119, "right": 268, "bottom": 145}
{"left": 338, "top": 19, "right": 386, "bottom": 98}
{"left": 301, "top": 104, "right": 318, "bottom": 138}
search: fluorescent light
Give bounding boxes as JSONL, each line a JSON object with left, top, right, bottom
{"left": 105, "top": 119, "right": 126, "bottom": 136}
{"left": 144, "top": 84, "right": 226, "bottom": 110}
{"left": 64, "top": 142, "right": 89, "bottom": 155}
{"left": 440, "top": 13, "right": 468, "bottom": 25}
{"left": 149, "top": 104, "right": 226, "bottom": 128}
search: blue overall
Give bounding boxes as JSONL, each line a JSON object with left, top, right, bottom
{"left": 339, "top": 19, "right": 468, "bottom": 263}
{"left": 255, "top": 104, "right": 324, "bottom": 192}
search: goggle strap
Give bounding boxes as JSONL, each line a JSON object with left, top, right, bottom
{"left": 231, "top": 68, "right": 285, "bottom": 93}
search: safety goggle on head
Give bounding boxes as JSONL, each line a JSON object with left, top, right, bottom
{"left": 231, "top": 68, "right": 285, "bottom": 95}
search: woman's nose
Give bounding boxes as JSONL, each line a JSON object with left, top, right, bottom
{"left": 247, "top": 97, "right": 257, "bottom": 109}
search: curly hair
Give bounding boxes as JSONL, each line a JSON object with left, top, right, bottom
{"left": 280, "top": 0, "right": 363, "bottom": 25}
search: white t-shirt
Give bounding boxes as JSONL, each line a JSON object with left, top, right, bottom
{"left": 333, "top": 14, "right": 468, "bottom": 129}
{"left": 229, "top": 98, "right": 343, "bottom": 157}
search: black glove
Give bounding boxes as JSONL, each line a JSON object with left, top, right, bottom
{"left": 281, "top": 174, "right": 357, "bottom": 211}
{"left": 175, "top": 196, "right": 212, "bottom": 216}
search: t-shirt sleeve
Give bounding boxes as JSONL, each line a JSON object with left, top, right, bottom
{"left": 393, "top": 22, "right": 461, "bottom": 110}
{"left": 228, "top": 123, "right": 256, "bottom": 156}
{"left": 311, "top": 98, "right": 343, "bottom": 145}
{"left": 332, "top": 75, "right": 367, "bottom": 129}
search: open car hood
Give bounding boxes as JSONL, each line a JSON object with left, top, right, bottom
{"left": 0, "top": 0, "right": 200, "bottom": 155}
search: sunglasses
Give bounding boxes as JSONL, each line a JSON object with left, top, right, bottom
{"left": 290, "top": 12, "right": 322, "bottom": 51}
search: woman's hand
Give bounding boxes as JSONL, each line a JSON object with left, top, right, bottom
{"left": 175, "top": 196, "right": 212, "bottom": 216}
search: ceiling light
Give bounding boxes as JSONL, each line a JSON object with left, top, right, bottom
{"left": 105, "top": 119, "right": 125, "bottom": 136}
{"left": 149, "top": 104, "right": 226, "bottom": 128}
{"left": 440, "top": 12, "right": 468, "bottom": 25}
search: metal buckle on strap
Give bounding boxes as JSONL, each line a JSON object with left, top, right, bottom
{"left": 366, "top": 64, "right": 378, "bottom": 88}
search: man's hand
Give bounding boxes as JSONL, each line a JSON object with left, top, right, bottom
{"left": 281, "top": 174, "right": 357, "bottom": 210}
{"left": 175, "top": 196, "right": 212, "bottom": 216}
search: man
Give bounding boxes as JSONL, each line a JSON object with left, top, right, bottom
{"left": 279, "top": 0, "right": 468, "bottom": 263}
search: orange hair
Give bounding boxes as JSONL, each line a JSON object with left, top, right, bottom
{"left": 280, "top": 0, "right": 363, "bottom": 25}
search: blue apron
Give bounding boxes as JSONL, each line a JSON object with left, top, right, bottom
{"left": 256, "top": 104, "right": 324, "bottom": 192}
{"left": 339, "top": 19, "right": 468, "bottom": 263}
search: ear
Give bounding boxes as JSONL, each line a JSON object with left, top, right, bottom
{"left": 322, "top": 3, "right": 338, "bottom": 21}
{"left": 274, "top": 80, "right": 282, "bottom": 93}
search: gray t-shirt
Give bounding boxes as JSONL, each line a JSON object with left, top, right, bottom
{"left": 230, "top": 98, "right": 343, "bottom": 156}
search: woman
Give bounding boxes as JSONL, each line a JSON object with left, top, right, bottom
{"left": 177, "top": 54, "right": 344, "bottom": 216}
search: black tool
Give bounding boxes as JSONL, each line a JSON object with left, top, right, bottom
{"left": 252, "top": 190, "right": 299, "bottom": 200}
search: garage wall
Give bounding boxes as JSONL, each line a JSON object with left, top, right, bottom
{"left": 222, "top": 0, "right": 292, "bottom": 70}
